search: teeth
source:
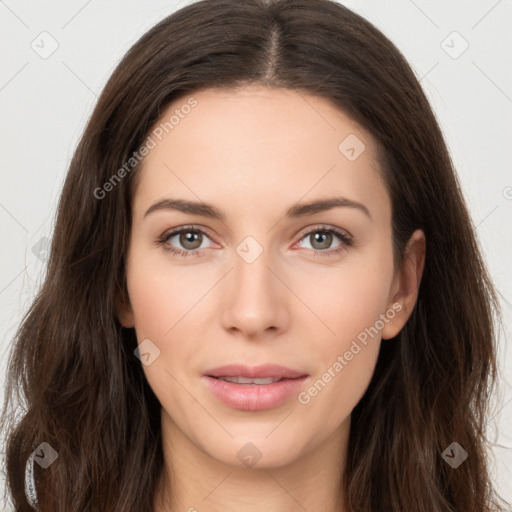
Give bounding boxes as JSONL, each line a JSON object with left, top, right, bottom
{"left": 217, "top": 376, "right": 282, "bottom": 385}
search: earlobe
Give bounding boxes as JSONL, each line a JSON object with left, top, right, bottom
{"left": 116, "top": 289, "right": 135, "bottom": 328}
{"left": 381, "top": 229, "right": 426, "bottom": 340}
{"left": 381, "top": 301, "right": 404, "bottom": 340}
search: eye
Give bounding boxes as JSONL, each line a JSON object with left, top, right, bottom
{"left": 155, "top": 224, "right": 354, "bottom": 258}
{"left": 155, "top": 225, "right": 214, "bottom": 258}
{"left": 294, "top": 225, "right": 353, "bottom": 257}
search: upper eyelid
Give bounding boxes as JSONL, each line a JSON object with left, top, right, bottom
{"left": 163, "top": 224, "right": 217, "bottom": 243}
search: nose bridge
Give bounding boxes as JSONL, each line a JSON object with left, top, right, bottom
{"left": 233, "top": 235, "right": 278, "bottom": 304}
{"left": 221, "top": 234, "right": 287, "bottom": 335}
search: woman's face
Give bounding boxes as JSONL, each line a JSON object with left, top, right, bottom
{"left": 119, "top": 85, "right": 422, "bottom": 469}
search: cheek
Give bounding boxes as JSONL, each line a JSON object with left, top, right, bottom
{"left": 293, "top": 243, "right": 393, "bottom": 418}
{"left": 296, "top": 269, "right": 387, "bottom": 428}
{"left": 295, "top": 240, "right": 394, "bottom": 345}
{"left": 125, "top": 250, "right": 207, "bottom": 413}
{"left": 298, "top": 340, "right": 379, "bottom": 437}
{"left": 126, "top": 247, "right": 214, "bottom": 341}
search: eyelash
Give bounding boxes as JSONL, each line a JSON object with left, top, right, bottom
{"left": 155, "top": 224, "right": 353, "bottom": 258}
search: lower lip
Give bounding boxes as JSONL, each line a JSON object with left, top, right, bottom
{"left": 203, "top": 375, "right": 308, "bottom": 411}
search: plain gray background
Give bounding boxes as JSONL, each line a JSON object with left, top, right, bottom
{"left": 1, "top": 0, "right": 511, "bottom": 508}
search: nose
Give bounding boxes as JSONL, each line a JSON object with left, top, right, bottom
{"left": 221, "top": 244, "right": 289, "bottom": 339}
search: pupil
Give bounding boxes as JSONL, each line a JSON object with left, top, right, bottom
{"left": 181, "top": 231, "right": 200, "bottom": 249}
{"left": 312, "top": 231, "right": 331, "bottom": 250}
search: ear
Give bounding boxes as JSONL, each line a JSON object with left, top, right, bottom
{"left": 116, "top": 287, "right": 135, "bottom": 328}
{"left": 381, "top": 229, "right": 426, "bottom": 340}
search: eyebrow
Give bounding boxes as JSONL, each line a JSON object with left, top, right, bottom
{"left": 143, "top": 196, "right": 372, "bottom": 221}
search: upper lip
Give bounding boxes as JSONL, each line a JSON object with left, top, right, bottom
{"left": 205, "top": 364, "right": 308, "bottom": 379}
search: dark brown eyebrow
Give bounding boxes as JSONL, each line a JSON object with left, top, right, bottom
{"left": 286, "top": 197, "right": 372, "bottom": 220}
{"left": 143, "top": 196, "right": 372, "bottom": 222}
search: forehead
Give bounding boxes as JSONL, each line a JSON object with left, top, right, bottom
{"left": 133, "top": 85, "right": 390, "bottom": 225}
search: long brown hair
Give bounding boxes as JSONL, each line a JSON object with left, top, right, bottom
{"left": 1, "top": 0, "right": 507, "bottom": 510}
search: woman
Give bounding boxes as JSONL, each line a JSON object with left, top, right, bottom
{"left": 1, "top": 0, "right": 507, "bottom": 510}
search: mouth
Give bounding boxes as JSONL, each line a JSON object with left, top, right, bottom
{"left": 203, "top": 364, "right": 309, "bottom": 411}
{"left": 213, "top": 376, "right": 286, "bottom": 385}
{"left": 205, "top": 363, "right": 307, "bottom": 380}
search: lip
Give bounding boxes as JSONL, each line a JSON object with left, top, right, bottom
{"left": 203, "top": 364, "right": 309, "bottom": 411}
{"left": 204, "top": 364, "right": 307, "bottom": 379}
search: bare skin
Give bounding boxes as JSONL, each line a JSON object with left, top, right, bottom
{"left": 117, "top": 85, "right": 426, "bottom": 512}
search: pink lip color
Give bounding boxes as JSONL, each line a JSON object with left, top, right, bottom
{"left": 203, "top": 376, "right": 308, "bottom": 411}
